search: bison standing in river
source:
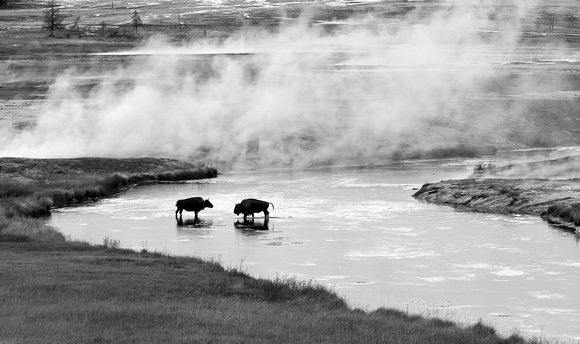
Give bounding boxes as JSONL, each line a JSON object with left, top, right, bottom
{"left": 175, "top": 197, "right": 213, "bottom": 223}
{"left": 233, "top": 198, "right": 274, "bottom": 221}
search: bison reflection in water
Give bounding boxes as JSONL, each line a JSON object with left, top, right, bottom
{"left": 233, "top": 198, "right": 274, "bottom": 221}
{"left": 234, "top": 218, "right": 270, "bottom": 231}
{"left": 178, "top": 218, "right": 214, "bottom": 228}
{"left": 175, "top": 197, "right": 213, "bottom": 224}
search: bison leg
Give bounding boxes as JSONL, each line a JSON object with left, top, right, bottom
{"left": 264, "top": 210, "right": 269, "bottom": 220}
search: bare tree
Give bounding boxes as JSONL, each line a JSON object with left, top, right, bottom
{"left": 540, "top": 10, "right": 556, "bottom": 30}
{"left": 68, "top": 16, "right": 82, "bottom": 37}
{"left": 43, "top": 0, "right": 67, "bottom": 36}
{"left": 131, "top": 10, "right": 142, "bottom": 33}
{"left": 100, "top": 21, "right": 107, "bottom": 37}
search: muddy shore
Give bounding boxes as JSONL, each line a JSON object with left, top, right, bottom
{"left": 413, "top": 177, "right": 580, "bottom": 232}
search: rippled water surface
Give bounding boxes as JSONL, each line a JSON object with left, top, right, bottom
{"left": 50, "top": 160, "right": 580, "bottom": 340}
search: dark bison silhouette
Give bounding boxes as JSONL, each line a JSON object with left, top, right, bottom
{"left": 175, "top": 197, "right": 213, "bottom": 223}
{"left": 233, "top": 198, "right": 274, "bottom": 220}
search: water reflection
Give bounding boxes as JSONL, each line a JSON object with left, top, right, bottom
{"left": 177, "top": 217, "right": 214, "bottom": 228}
{"left": 546, "top": 223, "right": 580, "bottom": 244}
{"left": 234, "top": 218, "right": 270, "bottom": 231}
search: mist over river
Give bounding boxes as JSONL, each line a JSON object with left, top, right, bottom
{"left": 50, "top": 158, "right": 580, "bottom": 340}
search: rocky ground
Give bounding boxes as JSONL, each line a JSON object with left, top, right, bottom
{"left": 413, "top": 176, "right": 580, "bottom": 233}
{"left": 413, "top": 152, "right": 580, "bottom": 232}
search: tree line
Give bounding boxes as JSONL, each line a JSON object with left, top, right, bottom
{"left": 43, "top": 0, "right": 143, "bottom": 38}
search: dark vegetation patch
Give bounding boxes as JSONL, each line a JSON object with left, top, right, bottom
{"left": 542, "top": 202, "right": 580, "bottom": 227}
{"left": 0, "top": 233, "right": 30, "bottom": 242}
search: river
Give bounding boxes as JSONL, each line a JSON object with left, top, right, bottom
{"left": 50, "top": 159, "right": 580, "bottom": 340}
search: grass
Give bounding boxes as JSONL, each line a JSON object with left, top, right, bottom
{"left": 0, "top": 157, "right": 218, "bottom": 217}
{"left": 0, "top": 240, "right": 538, "bottom": 344}
{"left": 0, "top": 215, "right": 62, "bottom": 242}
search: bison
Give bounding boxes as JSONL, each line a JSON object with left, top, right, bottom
{"left": 175, "top": 197, "right": 213, "bottom": 223}
{"left": 233, "top": 198, "right": 274, "bottom": 221}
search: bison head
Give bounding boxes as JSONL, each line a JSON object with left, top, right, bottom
{"left": 233, "top": 203, "right": 241, "bottom": 215}
{"left": 204, "top": 199, "right": 214, "bottom": 208}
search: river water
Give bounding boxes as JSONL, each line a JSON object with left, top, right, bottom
{"left": 50, "top": 159, "right": 580, "bottom": 340}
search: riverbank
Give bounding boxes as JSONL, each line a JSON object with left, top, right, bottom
{"left": 0, "top": 157, "right": 217, "bottom": 241}
{"left": 0, "top": 157, "right": 537, "bottom": 343}
{"left": 413, "top": 177, "right": 580, "bottom": 233}
{"left": 2, "top": 239, "right": 538, "bottom": 343}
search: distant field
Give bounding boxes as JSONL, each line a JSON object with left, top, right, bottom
{"left": 1, "top": 0, "right": 580, "bottom": 167}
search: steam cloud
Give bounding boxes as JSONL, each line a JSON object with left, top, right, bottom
{"left": 2, "top": 0, "right": 558, "bottom": 169}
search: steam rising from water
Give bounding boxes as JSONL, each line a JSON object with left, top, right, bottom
{"left": 1, "top": 1, "right": 549, "bottom": 169}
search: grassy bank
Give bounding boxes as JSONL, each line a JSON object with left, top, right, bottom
{"left": 0, "top": 158, "right": 539, "bottom": 343}
{"left": 1, "top": 241, "right": 534, "bottom": 343}
{"left": 0, "top": 157, "right": 217, "bottom": 241}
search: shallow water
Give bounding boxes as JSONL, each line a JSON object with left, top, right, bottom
{"left": 50, "top": 160, "right": 580, "bottom": 340}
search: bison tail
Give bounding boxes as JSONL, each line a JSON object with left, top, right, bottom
{"left": 269, "top": 202, "right": 275, "bottom": 210}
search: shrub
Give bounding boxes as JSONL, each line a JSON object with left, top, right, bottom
{"left": 0, "top": 180, "right": 35, "bottom": 198}
{"left": 372, "top": 307, "right": 422, "bottom": 322}
{"left": 473, "top": 161, "right": 496, "bottom": 174}
{"left": 429, "top": 318, "right": 456, "bottom": 328}
{"left": 0, "top": 215, "right": 65, "bottom": 242}
{"left": 544, "top": 203, "right": 580, "bottom": 226}
{"left": 156, "top": 168, "right": 218, "bottom": 182}
{"left": 85, "top": 186, "right": 104, "bottom": 199}
{"left": 469, "top": 319, "right": 497, "bottom": 337}
{"left": 0, "top": 195, "right": 53, "bottom": 218}
{"left": 103, "top": 236, "right": 121, "bottom": 249}
{"left": 257, "top": 277, "right": 347, "bottom": 310}
{"left": 101, "top": 174, "right": 130, "bottom": 194}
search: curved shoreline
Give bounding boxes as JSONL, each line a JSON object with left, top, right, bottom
{"left": 413, "top": 177, "right": 580, "bottom": 232}
{"left": 0, "top": 157, "right": 540, "bottom": 343}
